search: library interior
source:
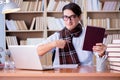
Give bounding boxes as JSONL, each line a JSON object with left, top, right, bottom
{"left": 0, "top": 0, "right": 120, "bottom": 80}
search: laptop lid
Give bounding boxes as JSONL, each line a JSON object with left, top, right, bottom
{"left": 9, "top": 45, "right": 44, "bottom": 70}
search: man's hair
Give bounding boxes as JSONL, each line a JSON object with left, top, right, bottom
{"left": 62, "top": 3, "right": 82, "bottom": 17}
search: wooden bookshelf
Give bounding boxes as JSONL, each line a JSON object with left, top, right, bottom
{"left": 85, "top": 0, "right": 120, "bottom": 45}
{"left": 4, "top": 0, "right": 120, "bottom": 65}
{"left": 87, "top": 0, "right": 120, "bottom": 29}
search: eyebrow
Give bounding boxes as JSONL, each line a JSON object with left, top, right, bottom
{"left": 64, "top": 14, "right": 75, "bottom": 16}
{"left": 63, "top": 14, "right": 76, "bottom": 16}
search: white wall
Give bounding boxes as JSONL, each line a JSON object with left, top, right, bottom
{"left": 0, "top": 4, "right": 5, "bottom": 63}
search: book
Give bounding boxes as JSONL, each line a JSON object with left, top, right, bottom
{"left": 107, "top": 43, "right": 120, "bottom": 48}
{"left": 27, "top": 38, "right": 45, "bottom": 45}
{"left": 6, "top": 36, "right": 18, "bottom": 46}
{"left": 30, "top": 17, "right": 36, "bottom": 30}
{"left": 106, "top": 47, "right": 120, "bottom": 52}
{"left": 110, "top": 69, "right": 120, "bottom": 73}
{"left": 110, "top": 65, "right": 120, "bottom": 71}
{"left": 5, "top": 20, "right": 13, "bottom": 31}
{"left": 82, "top": 26, "right": 105, "bottom": 51}
{"left": 110, "top": 62, "right": 120, "bottom": 66}
{"left": 53, "top": 64, "right": 78, "bottom": 68}
{"left": 108, "top": 52, "right": 120, "bottom": 57}
{"left": 113, "top": 39, "right": 120, "bottom": 44}
{"left": 108, "top": 57, "right": 120, "bottom": 62}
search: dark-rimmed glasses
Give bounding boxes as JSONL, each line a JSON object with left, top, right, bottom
{"left": 62, "top": 15, "right": 77, "bottom": 21}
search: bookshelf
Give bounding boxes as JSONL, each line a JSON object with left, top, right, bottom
{"left": 85, "top": 0, "right": 120, "bottom": 45}
{"left": 4, "top": 0, "right": 120, "bottom": 65}
{"left": 5, "top": 0, "right": 49, "bottom": 65}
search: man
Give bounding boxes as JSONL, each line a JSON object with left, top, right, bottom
{"left": 36, "top": 3, "right": 107, "bottom": 70}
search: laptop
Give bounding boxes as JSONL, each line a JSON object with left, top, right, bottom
{"left": 8, "top": 45, "right": 53, "bottom": 70}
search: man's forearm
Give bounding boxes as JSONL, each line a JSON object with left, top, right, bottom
{"left": 37, "top": 41, "right": 56, "bottom": 56}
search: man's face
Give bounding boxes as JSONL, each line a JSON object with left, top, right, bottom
{"left": 63, "top": 9, "right": 81, "bottom": 30}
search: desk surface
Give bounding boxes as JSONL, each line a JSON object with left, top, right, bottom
{"left": 0, "top": 66, "right": 120, "bottom": 80}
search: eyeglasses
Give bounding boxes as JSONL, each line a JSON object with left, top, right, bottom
{"left": 62, "top": 15, "right": 77, "bottom": 21}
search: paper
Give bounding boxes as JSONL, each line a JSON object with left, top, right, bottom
{"left": 53, "top": 64, "right": 78, "bottom": 68}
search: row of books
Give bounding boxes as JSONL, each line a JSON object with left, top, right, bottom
{"left": 30, "top": 17, "right": 45, "bottom": 30}
{"left": 6, "top": 36, "right": 45, "bottom": 46}
{"left": 103, "top": 1, "right": 120, "bottom": 11}
{"left": 21, "top": 38, "right": 45, "bottom": 45}
{"left": 86, "top": 0, "right": 101, "bottom": 11}
{"left": 47, "top": 0, "right": 70, "bottom": 12}
{"left": 6, "top": 18, "right": 120, "bottom": 31}
{"left": 110, "top": 19, "right": 120, "bottom": 29}
{"left": 47, "top": 17, "right": 65, "bottom": 30}
{"left": 6, "top": 16, "right": 66, "bottom": 31}
{"left": 47, "top": 0, "right": 84, "bottom": 12}
{"left": 13, "top": 0, "right": 84, "bottom": 12}
{"left": 106, "top": 39, "right": 120, "bottom": 72}
{"left": 6, "top": 16, "right": 45, "bottom": 31}
{"left": 31, "top": 16, "right": 65, "bottom": 30}
{"left": 87, "top": 17, "right": 110, "bottom": 29}
{"left": 6, "top": 20, "right": 28, "bottom": 31}
{"left": 104, "top": 34, "right": 120, "bottom": 45}
{"left": 86, "top": 0, "right": 120, "bottom": 11}
{"left": 13, "top": 0, "right": 44, "bottom": 11}
{"left": 87, "top": 18, "right": 120, "bottom": 29}
{"left": 6, "top": 36, "right": 18, "bottom": 46}
{"left": 73, "top": 0, "right": 84, "bottom": 11}
{"left": 13, "top": 0, "right": 120, "bottom": 12}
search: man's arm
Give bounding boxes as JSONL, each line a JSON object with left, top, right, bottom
{"left": 37, "top": 40, "right": 66, "bottom": 56}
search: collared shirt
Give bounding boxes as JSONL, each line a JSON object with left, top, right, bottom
{"left": 36, "top": 27, "right": 107, "bottom": 69}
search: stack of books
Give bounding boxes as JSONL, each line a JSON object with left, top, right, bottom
{"left": 106, "top": 39, "right": 120, "bottom": 72}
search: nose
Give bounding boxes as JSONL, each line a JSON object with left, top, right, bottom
{"left": 68, "top": 17, "right": 72, "bottom": 21}
{"left": 67, "top": 18, "right": 72, "bottom": 23}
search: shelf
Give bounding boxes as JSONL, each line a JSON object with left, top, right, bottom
{"left": 47, "top": 11, "right": 62, "bottom": 14}
{"left": 100, "top": 0, "right": 119, "bottom": 2}
{"left": 87, "top": 11, "right": 120, "bottom": 13}
{"left": 106, "top": 30, "right": 120, "bottom": 34}
{"left": 6, "top": 31, "right": 44, "bottom": 40}
{"left": 9, "top": 11, "right": 44, "bottom": 14}
{"left": 47, "top": 12, "right": 63, "bottom": 18}
{"left": 6, "top": 30, "right": 44, "bottom": 33}
{"left": 47, "top": 30, "right": 60, "bottom": 32}
{"left": 106, "top": 28, "right": 120, "bottom": 31}
{"left": 87, "top": 12, "right": 120, "bottom": 19}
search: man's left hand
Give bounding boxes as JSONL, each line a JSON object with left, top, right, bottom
{"left": 92, "top": 43, "right": 107, "bottom": 57}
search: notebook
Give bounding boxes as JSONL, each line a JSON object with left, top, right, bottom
{"left": 8, "top": 45, "right": 53, "bottom": 70}
{"left": 82, "top": 26, "right": 105, "bottom": 51}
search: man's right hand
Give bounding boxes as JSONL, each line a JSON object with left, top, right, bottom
{"left": 54, "top": 40, "right": 66, "bottom": 48}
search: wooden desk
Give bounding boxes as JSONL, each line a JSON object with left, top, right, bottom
{"left": 0, "top": 66, "right": 120, "bottom": 80}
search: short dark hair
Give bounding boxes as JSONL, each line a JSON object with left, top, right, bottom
{"left": 62, "top": 3, "right": 82, "bottom": 17}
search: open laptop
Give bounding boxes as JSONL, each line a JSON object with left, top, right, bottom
{"left": 8, "top": 45, "right": 53, "bottom": 70}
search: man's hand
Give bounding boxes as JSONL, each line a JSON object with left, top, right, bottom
{"left": 92, "top": 43, "right": 107, "bottom": 57}
{"left": 53, "top": 40, "right": 66, "bottom": 48}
